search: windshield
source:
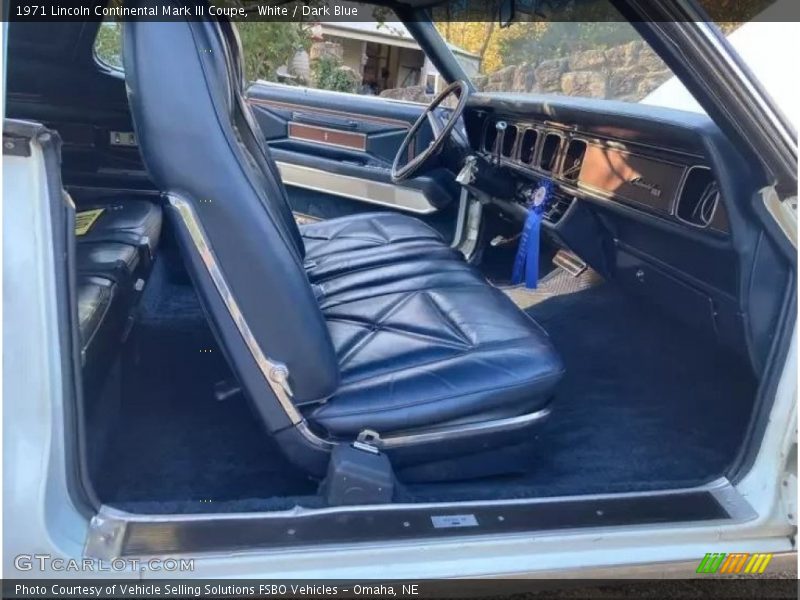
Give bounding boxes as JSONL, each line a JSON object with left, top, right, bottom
{"left": 432, "top": 0, "right": 796, "bottom": 125}
{"left": 434, "top": 9, "right": 674, "bottom": 104}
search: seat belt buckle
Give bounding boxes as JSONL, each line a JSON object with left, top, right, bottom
{"left": 353, "top": 429, "right": 381, "bottom": 454}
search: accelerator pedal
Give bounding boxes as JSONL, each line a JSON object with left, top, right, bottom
{"left": 553, "top": 249, "right": 587, "bottom": 277}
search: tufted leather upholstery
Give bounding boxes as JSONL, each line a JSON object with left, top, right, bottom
{"left": 314, "top": 279, "right": 564, "bottom": 436}
{"left": 123, "top": 1, "right": 563, "bottom": 476}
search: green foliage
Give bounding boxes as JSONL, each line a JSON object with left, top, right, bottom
{"left": 311, "top": 56, "right": 360, "bottom": 94}
{"left": 94, "top": 21, "right": 123, "bottom": 70}
{"left": 236, "top": 21, "right": 310, "bottom": 83}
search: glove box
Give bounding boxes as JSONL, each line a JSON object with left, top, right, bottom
{"left": 615, "top": 247, "right": 718, "bottom": 340}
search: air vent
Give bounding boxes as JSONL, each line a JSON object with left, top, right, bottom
{"left": 519, "top": 128, "right": 538, "bottom": 164}
{"left": 484, "top": 119, "right": 498, "bottom": 153}
{"left": 562, "top": 139, "right": 587, "bottom": 182}
{"left": 677, "top": 167, "right": 719, "bottom": 228}
{"left": 501, "top": 124, "right": 518, "bottom": 158}
{"left": 539, "top": 133, "right": 562, "bottom": 172}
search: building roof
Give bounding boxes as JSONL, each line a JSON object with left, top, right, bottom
{"left": 318, "top": 21, "right": 479, "bottom": 61}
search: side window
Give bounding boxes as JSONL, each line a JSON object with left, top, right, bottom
{"left": 238, "top": 3, "right": 445, "bottom": 103}
{"left": 94, "top": 20, "right": 123, "bottom": 71}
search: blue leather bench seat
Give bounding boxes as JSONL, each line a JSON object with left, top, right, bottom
{"left": 123, "top": 8, "right": 565, "bottom": 476}
{"left": 301, "top": 212, "right": 564, "bottom": 437}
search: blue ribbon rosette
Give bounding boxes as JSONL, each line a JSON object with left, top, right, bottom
{"left": 511, "top": 179, "right": 554, "bottom": 289}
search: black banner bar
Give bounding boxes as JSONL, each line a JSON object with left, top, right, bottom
{"left": 5, "top": 0, "right": 800, "bottom": 23}
{"left": 3, "top": 578, "right": 799, "bottom": 600}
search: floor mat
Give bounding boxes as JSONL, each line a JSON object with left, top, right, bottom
{"left": 404, "top": 282, "right": 757, "bottom": 502}
{"left": 500, "top": 266, "right": 604, "bottom": 310}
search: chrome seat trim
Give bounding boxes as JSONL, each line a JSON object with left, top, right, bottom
{"left": 376, "top": 408, "right": 551, "bottom": 449}
{"left": 168, "top": 194, "right": 302, "bottom": 425}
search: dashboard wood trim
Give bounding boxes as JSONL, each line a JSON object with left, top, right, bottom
{"left": 578, "top": 143, "right": 686, "bottom": 215}
{"left": 499, "top": 158, "right": 732, "bottom": 249}
{"left": 287, "top": 122, "right": 367, "bottom": 151}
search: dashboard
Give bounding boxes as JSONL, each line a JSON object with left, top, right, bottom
{"left": 459, "top": 92, "right": 789, "bottom": 374}
{"left": 472, "top": 113, "right": 729, "bottom": 235}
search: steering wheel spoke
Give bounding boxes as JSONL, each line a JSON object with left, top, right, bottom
{"left": 391, "top": 80, "right": 470, "bottom": 183}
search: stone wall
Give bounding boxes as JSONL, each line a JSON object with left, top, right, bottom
{"left": 379, "top": 40, "right": 672, "bottom": 104}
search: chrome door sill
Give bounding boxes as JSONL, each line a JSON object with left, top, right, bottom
{"left": 85, "top": 478, "right": 755, "bottom": 560}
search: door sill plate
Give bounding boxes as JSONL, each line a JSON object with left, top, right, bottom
{"left": 85, "top": 478, "right": 754, "bottom": 559}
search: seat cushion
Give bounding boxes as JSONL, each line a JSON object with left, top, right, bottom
{"left": 76, "top": 200, "right": 163, "bottom": 260}
{"left": 301, "top": 211, "right": 445, "bottom": 256}
{"left": 77, "top": 275, "right": 116, "bottom": 351}
{"left": 301, "top": 212, "right": 454, "bottom": 281}
{"left": 76, "top": 274, "right": 131, "bottom": 391}
{"left": 76, "top": 242, "right": 141, "bottom": 283}
{"left": 310, "top": 273, "right": 564, "bottom": 437}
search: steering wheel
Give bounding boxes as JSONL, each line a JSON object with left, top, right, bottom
{"left": 391, "top": 80, "right": 470, "bottom": 183}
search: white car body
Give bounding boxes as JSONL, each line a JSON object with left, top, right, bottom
{"left": 643, "top": 1, "right": 800, "bottom": 127}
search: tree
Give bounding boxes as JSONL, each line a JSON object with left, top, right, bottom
{"left": 310, "top": 56, "right": 360, "bottom": 94}
{"left": 236, "top": 22, "right": 311, "bottom": 83}
{"left": 95, "top": 21, "right": 123, "bottom": 70}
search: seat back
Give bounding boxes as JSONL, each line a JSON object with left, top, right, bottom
{"left": 123, "top": 1, "right": 340, "bottom": 428}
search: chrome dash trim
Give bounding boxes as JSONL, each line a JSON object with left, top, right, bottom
{"left": 275, "top": 161, "right": 436, "bottom": 215}
{"left": 376, "top": 408, "right": 551, "bottom": 449}
{"left": 167, "top": 195, "right": 303, "bottom": 425}
{"left": 673, "top": 164, "right": 721, "bottom": 229}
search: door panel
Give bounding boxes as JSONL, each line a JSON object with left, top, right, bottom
{"left": 246, "top": 82, "right": 460, "bottom": 228}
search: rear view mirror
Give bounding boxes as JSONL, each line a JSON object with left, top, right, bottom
{"left": 499, "top": 0, "right": 515, "bottom": 27}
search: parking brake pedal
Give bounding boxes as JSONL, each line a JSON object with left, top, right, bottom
{"left": 553, "top": 249, "right": 587, "bottom": 277}
{"left": 320, "top": 431, "right": 395, "bottom": 506}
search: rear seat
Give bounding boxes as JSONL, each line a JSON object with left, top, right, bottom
{"left": 77, "top": 275, "right": 125, "bottom": 370}
{"left": 74, "top": 199, "right": 162, "bottom": 375}
{"left": 76, "top": 200, "right": 162, "bottom": 267}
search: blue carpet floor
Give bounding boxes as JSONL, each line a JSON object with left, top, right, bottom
{"left": 93, "top": 260, "right": 757, "bottom": 513}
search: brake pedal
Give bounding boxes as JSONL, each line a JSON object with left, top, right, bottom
{"left": 552, "top": 249, "right": 587, "bottom": 277}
